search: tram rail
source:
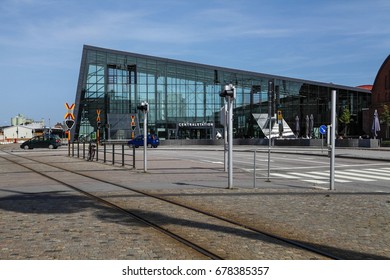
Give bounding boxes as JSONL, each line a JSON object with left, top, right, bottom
{"left": 0, "top": 150, "right": 341, "bottom": 260}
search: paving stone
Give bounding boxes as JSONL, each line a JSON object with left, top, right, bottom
{"left": 1, "top": 146, "right": 389, "bottom": 260}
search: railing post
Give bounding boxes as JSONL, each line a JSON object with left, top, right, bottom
{"left": 103, "top": 143, "right": 106, "bottom": 163}
{"left": 266, "top": 144, "right": 271, "bottom": 182}
{"left": 83, "top": 142, "right": 85, "bottom": 159}
{"left": 77, "top": 141, "right": 79, "bottom": 158}
{"left": 112, "top": 144, "right": 115, "bottom": 165}
{"left": 132, "top": 145, "right": 136, "bottom": 169}
{"left": 122, "top": 144, "right": 125, "bottom": 166}
{"left": 96, "top": 141, "right": 99, "bottom": 162}
{"left": 253, "top": 149, "right": 257, "bottom": 188}
{"left": 72, "top": 142, "right": 74, "bottom": 157}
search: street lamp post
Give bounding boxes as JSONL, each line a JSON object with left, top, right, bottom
{"left": 220, "top": 84, "right": 236, "bottom": 189}
{"left": 137, "top": 101, "right": 149, "bottom": 172}
{"left": 330, "top": 90, "right": 336, "bottom": 190}
{"left": 267, "top": 80, "right": 274, "bottom": 182}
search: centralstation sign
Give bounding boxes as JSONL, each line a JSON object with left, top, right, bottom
{"left": 178, "top": 122, "right": 214, "bottom": 128}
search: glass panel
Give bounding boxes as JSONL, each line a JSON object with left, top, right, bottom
{"left": 75, "top": 47, "right": 372, "bottom": 140}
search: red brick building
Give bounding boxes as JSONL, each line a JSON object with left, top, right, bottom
{"left": 363, "top": 55, "right": 390, "bottom": 138}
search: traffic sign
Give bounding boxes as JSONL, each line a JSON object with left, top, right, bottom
{"left": 131, "top": 115, "right": 136, "bottom": 131}
{"left": 319, "top": 125, "right": 327, "bottom": 135}
{"left": 65, "top": 119, "right": 75, "bottom": 130}
{"left": 96, "top": 109, "right": 101, "bottom": 122}
{"left": 64, "top": 103, "right": 75, "bottom": 120}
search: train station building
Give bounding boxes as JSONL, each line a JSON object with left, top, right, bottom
{"left": 72, "top": 45, "right": 372, "bottom": 141}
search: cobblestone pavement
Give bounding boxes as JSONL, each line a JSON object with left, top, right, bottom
{"left": 1, "top": 145, "right": 389, "bottom": 260}
{"left": 147, "top": 188, "right": 390, "bottom": 259}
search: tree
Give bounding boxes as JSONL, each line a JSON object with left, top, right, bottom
{"left": 380, "top": 104, "right": 390, "bottom": 139}
{"left": 339, "top": 106, "right": 351, "bottom": 137}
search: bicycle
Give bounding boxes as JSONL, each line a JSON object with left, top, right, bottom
{"left": 87, "top": 142, "right": 96, "bottom": 161}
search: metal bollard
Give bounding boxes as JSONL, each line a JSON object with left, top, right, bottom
{"left": 96, "top": 141, "right": 99, "bottom": 162}
{"left": 112, "top": 144, "right": 115, "bottom": 165}
{"left": 132, "top": 145, "right": 136, "bottom": 169}
{"left": 253, "top": 149, "right": 257, "bottom": 188}
{"left": 82, "top": 142, "right": 85, "bottom": 159}
{"left": 266, "top": 145, "right": 271, "bottom": 182}
{"left": 103, "top": 143, "right": 106, "bottom": 163}
{"left": 122, "top": 144, "right": 125, "bottom": 166}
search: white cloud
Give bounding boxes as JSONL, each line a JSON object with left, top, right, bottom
{"left": 1, "top": 0, "right": 389, "bottom": 122}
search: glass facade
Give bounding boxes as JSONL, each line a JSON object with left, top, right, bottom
{"left": 73, "top": 45, "right": 371, "bottom": 141}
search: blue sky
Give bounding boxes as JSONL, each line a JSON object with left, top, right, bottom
{"left": 1, "top": 0, "right": 389, "bottom": 126}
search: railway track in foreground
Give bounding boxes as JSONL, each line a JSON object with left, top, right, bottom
{"left": 0, "top": 150, "right": 341, "bottom": 260}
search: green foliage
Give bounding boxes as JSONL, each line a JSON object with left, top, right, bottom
{"left": 339, "top": 107, "right": 351, "bottom": 125}
{"left": 381, "top": 140, "right": 390, "bottom": 146}
{"left": 380, "top": 104, "right": 390, "bottom": 124}
{"left": 381, "top": 104, "right": 390, "bottom": 139}
{"left": 339, "top": 107, "right": 351, "bottom": 136}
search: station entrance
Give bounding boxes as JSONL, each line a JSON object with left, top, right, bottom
{"left": 176, "top": 122, "right": 215, "bottom": 139}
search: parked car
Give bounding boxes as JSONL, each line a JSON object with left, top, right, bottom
{"left": 20, "top": 134, "right": 62, "bottom": 150}
{"left": 128, "top": 134, "right": 159, "bottom": 148}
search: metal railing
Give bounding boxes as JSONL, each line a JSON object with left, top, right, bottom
{"left": 69, "top": 141, "right": 136, "bottom": 169}
{"left": 68, "top": 143, "right": 331, "bottom": 188}
{"left": 236, "top": 147, "right": 330, "bottom": 189}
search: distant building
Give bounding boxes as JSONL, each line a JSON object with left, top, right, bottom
{"left": 1, "top": 122, "right": 65, "bottom": 143}
{"left": 3, "top": 125, "right": 34, "bottom": 140}
{"left": 366, "top": 55, "right": 390, "bottom": 138}
{"left": 10, "top": 114, "right": 40, "bottom": 126}
{"left": 72, "top": 45, "right": 371, "bottom": 141}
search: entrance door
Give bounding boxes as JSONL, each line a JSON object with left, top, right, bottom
{"left": 178, "top": 127, "right": 213, "bottom": 139}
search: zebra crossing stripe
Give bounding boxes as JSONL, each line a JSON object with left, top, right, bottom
{"left": 289, "top": 172, "right": 350, "bottom": 183}
{"left": 272, "top": 168, "right": 390, "bottom": 183}
{"left": 289, "top": 172, "right": 325, "bottom": 179}
{"left": 272, "top": 173, "right": 328, "bottom": 184}
{"left": 314, "top": 171, "right": 375, "bottom": 182}
{"left": 272, "top": 173, "right": 300, "bottom": 179}
{"left": 309, "top": 171, "right": 366, "bottom": 182}
{"left": 272, "top": 173, "right": 329, "bottom": 184}
{"left": 302, "top": 179, "right": 328, "bottom": 184}
{"left": 344, "top": 169, "right": 390, "bottom": 180}
{"left": 366, "top": 168, "right": 390, "bottom": 174}
{"left": 349, "top": 169, "right": 390, "bottom": 177}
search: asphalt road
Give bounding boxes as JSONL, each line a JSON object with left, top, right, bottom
{"left": 4, "top": 143, "right": 390, "bottom": 192}
{"left": 150, "top": 146, "right": 390, "bottom": 193}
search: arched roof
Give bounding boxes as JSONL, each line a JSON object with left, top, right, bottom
{"left": 372, "top": 54, "right": 390, "bottom": 93}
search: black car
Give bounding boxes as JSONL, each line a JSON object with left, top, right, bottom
{"left": 20, "top": 134, "right": 62, "bottom": 150}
